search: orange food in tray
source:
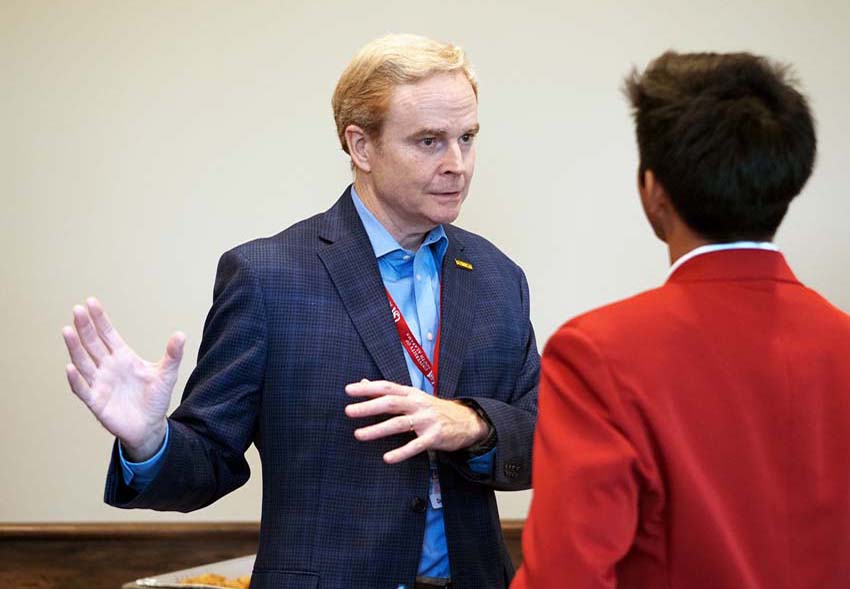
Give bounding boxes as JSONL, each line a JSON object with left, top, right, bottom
{"left": 180, "top": 572, "right": 251, "bottom": 588}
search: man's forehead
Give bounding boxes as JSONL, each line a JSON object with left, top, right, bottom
{"left": 386, "top": 72, "right": 478, "bottom": 128}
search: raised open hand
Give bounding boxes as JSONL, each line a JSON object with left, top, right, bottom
{"left": 62, "top": 298, "right": 184, "bottom": 461}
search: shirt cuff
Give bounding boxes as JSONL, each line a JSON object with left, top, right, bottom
{"left": 118, "top": 423, "right": 170, "bottom": 491}
{"left": 466, "top": 447, "right": 496, "bottom": 475}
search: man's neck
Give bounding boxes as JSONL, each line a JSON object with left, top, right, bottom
{"left": 668, "top": 239, "right": 713, "bottom": 266}
{"left": 665, "top": 222, "right": 712, "bottom": 266}
{"left": 354, "top": 179, "right": 430, "bottom": 251}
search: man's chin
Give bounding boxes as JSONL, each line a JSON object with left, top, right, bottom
{"left": 430, "top": 206, "right": 463, "bottom": 227}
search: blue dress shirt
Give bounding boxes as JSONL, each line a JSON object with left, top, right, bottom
{"left": 120, "top": 186, "right": 495, "bottom": 581}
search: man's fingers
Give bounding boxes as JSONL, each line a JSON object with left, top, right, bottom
{"left": 345, "top": 379, "right": 412, "bottom": 398}
{"left": 354, "top": 415, "right": 414, "bottom": 441}
{"left": 345, "top": 393, "right": 413, "bottom": 419}
{"left": 62, "top": 326, "right": 97, "bottom": 385}
{"left": 73, "top": 304, "right": 109, "bottom": 365}
{"left": 384, "top": 431, "right": 435, "bottom": 464}
{"left": 65, "top": 363, "right": 95, "bottom": 408}
{"left": 86, "top": 298, "right": 126, "bottom": 351}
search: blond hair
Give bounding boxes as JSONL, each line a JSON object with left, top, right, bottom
{"left": 332, "top": 34, "right": 477, "bottom": 154}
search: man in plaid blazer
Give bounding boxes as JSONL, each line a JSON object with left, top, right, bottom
{"left": 63, "top": 35, "right": 539, "bottom": 589}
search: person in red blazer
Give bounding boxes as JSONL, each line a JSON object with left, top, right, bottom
{"left": 513, "top": 51, "right": 850, "bottom": 589}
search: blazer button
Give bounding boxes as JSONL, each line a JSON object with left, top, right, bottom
{"left": 503, "top": 462, "right": 522, "bottom": 479}
{"left": 410, "top": 496, "right": 427, "bottom": 513}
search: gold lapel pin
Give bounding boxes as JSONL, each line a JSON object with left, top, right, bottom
{"left": 454, "top": 258, "right": 473, "bottom": 271}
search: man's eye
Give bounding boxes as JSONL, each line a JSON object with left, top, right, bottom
{"left": 461, "top": 133, "right": 474, "bottom": 143}
{"left": 422, "top": 137, "right": 436, "bottom": 147}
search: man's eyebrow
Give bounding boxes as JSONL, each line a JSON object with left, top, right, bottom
{"left": 410, "top": 124, "right": 481, "bottom": 138}
{"left": 411, "top": 128, "right": 449, "bottom": 138}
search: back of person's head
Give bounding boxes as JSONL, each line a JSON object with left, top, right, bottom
{"left": 332, "top": 33, "right": 477, "bottom": 155}
{"left": 625, "top": 51, "right": 816, "bottom": 241}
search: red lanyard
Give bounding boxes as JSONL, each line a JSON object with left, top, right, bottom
{"left": 385, "top": 288, "right": 440, "bottom": 392}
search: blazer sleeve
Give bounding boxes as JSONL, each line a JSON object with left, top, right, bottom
{"left": 104, "top": 249, "right": 267, "bottom": 512}
{"left": 512, "top": 324, "right": 640, "bottom": 589}
{"left": 444, "top": 266, "right": 540, "bottom": 491}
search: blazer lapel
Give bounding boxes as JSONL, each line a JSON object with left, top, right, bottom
{"left": 317, "top": 188, "right": 411, "bottom": 386}
{"left": 436, "top": 227, "right": 476, "bottom": 399}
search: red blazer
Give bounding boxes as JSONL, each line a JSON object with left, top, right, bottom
{"left": 513, "top": 250, "right": 850, "bottom": 589}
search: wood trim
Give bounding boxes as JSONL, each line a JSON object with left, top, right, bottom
{"left": 0, "top": 522, "right": 261, "bottom": 540}
{"left": 0, "top": 522, "right": 263, "bottom": 589}
{"left": 500, "top": 518, "right": 524, "bottom": 535}
{"left": 0, "top": 520, "right": 525, "bottom": 588}
{"left": 0, "top": 519, "right": 524, "bottom": 539}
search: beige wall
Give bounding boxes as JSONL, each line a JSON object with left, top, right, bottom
{"left": 2, "top": 0, "right": 849, "bottom": 522}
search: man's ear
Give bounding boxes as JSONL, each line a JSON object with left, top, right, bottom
{"left": 638, "top": 169, "right": 660, "bottom": 211}
{"left": 344, "top": 125, "right": 373, "bottom": 173}
{"left": 639, "top": 169, "right": 673, "bottom": 241}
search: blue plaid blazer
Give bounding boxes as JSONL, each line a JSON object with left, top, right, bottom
{"left": 105, "top": 187, "right": 540, "bottom": 589}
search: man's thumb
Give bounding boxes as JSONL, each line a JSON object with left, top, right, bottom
{"left": 161, "top": 331, "right": 185, "bottom": 370}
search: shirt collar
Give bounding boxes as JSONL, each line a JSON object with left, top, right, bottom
{"left": 350, "top": 185, "right": 448, "bottom": 260}
{"left": 668, "top": 241, "right": 780, "bottom": 278}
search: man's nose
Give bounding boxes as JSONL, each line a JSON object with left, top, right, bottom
{"left": 440, "top": 141, "right": 464, "bottom": 174}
